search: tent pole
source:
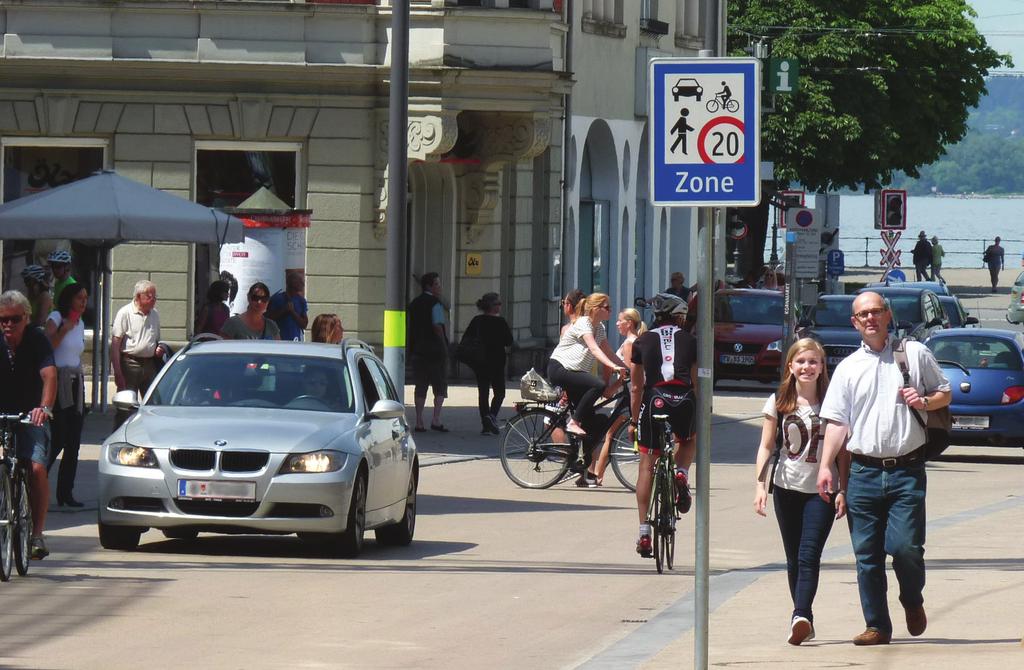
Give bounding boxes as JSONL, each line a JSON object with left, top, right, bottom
{"left": 91, "top": 248, "right": 102, "bottom": 409}
{"left": 101, "top": 248, "right": 112, "bottom": 412}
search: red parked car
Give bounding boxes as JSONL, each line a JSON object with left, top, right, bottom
{"left": 713, "top": 289, "right": 784, "bottom": 384}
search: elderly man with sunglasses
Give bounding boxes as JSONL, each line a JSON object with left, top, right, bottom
{"left": 0, "top": 290, "right": 57, "bottom": 560}
{"left": 816, "top": 291, "right": 950, "bottom": 646}
{"left": 111, "top": 280, "right": 165, "bottom": 429}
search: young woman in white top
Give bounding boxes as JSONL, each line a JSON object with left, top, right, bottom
{"left": 589, "top": 308, "right": 646, "bottom": 484}
{"left": 44, "top": 282, "right": 89, "bottom": 507}
{"left": 754, "top": 337, "right": 849, "bottom": 646}
{"left": 547, "top": 292, "right": 627, "bottom": 437}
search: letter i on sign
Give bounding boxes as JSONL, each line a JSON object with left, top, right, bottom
{"left": 775, "top": 61, "right": 792, "bottom": 93}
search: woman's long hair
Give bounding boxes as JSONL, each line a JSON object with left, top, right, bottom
{"left": 578, "top": 292, "right": 610, "bottom": 318}
{"left": 311, "top": 313, "right": 343, "bottom": 344}
{"left": 57, "top": 282, "right": 87, "bottom": 320}
{"left": 619, "top": 307, "right": 647, "bottom": 335}
{"left": 775, "top": 337, "right": 829, "bottom": 414}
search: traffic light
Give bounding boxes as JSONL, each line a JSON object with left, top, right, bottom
{"left": 881, "top": 189, "right": 906, "bottom": 230}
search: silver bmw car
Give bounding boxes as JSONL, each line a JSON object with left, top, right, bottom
{"left": 97, "top": 338, "right": 418, "bottom": 557}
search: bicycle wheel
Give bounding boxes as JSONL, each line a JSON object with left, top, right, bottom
{"left": 652, "top": 464, "right": 666, "bottom": 574}
{"left": 500, "top": 408, "right": 571, "bottom": 489}
{"left": 13, "top": 473, "right": 31, "bottom": 576}
{"left": 705, "top": 99, "right": 720, "bottom": 113}
{"left": 0, "top": 467, "right": 12, "bottom": 582}
{"left": 609, "top": 422, "right": 640, "bottom": 491}
{"left": 660, "top": 466, "right": 676, "bottom": 571}
{"left": 725, "top": 99, "right": 739, "bottom": 113}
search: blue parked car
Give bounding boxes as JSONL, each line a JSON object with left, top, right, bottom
{"left": 924, "top": 328, "right": 1024, "bottom": 448}
{"left": 866, "top": 280, "right": 951, "bottom": 297}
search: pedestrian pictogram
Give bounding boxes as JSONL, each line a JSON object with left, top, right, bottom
{"left": 650, "top": 58, "right": 761, "bottom": 207}
{"left": 880, "top": 230, "right": 903, "bottom": 267}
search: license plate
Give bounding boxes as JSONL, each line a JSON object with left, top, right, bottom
{"left": 719, "top": 354, "right": 755, "bottom": 365}
{"left": 177, "top": 479, "right": 256, "bottom": 501}
{"left": 827, "top": 356, "right": 846, "bottom": 367}
{"left": 952, "top": 415, "right": 989, "bottom": 430}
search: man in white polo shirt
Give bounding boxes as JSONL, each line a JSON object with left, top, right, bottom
{"left": 816, "top": 291, "right": 950, "bottom": 646}
{"left": 111, "top": 279, "right": 165, "bottom": 428}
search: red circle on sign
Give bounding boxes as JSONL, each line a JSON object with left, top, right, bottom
{"left": 697, "top": 117, "right": 745, "bottom": 164}
{"left": 729, "top": 224, "right": 749, "bottom": 240}
{"left": 795, "top": 210, "right": 814, "bottom": 228}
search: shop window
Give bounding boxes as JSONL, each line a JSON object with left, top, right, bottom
{"left": 195, "top": 149, "right": 296, "bottom": 209}
{"left": 1, "top": 143, "right": 105, "bottom": 327}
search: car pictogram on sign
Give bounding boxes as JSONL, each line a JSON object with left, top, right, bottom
{"left": 672, "top": 78, "right": 703, "bottom": 102}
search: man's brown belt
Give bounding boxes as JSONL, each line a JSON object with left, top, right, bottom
{"left": 851, "top": 446, "right": 925, "bottom": 468}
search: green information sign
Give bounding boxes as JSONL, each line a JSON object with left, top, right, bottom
{"left": 768, "top": 58, "right": 799, "bottom": 94}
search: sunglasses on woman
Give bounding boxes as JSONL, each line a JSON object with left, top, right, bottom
{"left": 250, "top": 294, "right": 269, "bottom": 303}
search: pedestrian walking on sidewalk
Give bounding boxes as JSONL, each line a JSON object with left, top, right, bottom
{"left": 465, "top": 292, "right": 513, "bottom": 435}
{"left": 930, "top": 236, "right": 945, "bottom": 284}
{"left": 984, "top": 237, "right": 1005, "bottom": 292}
{"left": 755, "top": 338, "right": 847, "bottom": 646}
{"left": 816, "top": 291, "right": 951, "bottom": 646}
{"left": 911, "top": 231, "right": 932, "bottom": 282}
{"left": 111, "top": 280, "right": 166, "bottom": 429}
{"left": 408, "top": 272, "right": 449, "bottom": 433}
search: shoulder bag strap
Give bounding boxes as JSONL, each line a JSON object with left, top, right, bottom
{"left": 894, "top": 337, "right": 929, "bottom": 430}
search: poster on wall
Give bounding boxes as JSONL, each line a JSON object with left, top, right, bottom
{"left": 219, "top": 228, "right": 285, "bottom": 315}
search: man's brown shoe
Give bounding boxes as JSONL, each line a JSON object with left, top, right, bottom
{"left": 852, "top": 628, "right": 891, "bottom": 646}
{"left": 905, "top": 605, "right": 927, "bottom": 637}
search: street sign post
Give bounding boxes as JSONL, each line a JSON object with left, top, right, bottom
{"left": 786, "top": 207, "right": 821, "bottom": 279}
{"left": 649, "top": 58, "right": 761, "bottom": 207}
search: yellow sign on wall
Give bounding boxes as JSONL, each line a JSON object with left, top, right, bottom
{"left": 465, "top": 252, "right": 482, "bottom": 276}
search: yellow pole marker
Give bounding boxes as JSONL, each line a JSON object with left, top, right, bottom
{"left": 384, "top": 310, "right": 406, "bottom": 348}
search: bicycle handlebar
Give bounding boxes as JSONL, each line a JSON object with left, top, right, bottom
{"left": 0, "top": 413, "right": 33, "bottom": 425}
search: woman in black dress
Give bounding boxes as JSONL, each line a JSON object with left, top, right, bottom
{"left": 466, "top": 292, "right": 514, "bottom": 435}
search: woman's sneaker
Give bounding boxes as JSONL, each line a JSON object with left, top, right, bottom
{"left": 30, "top": 535, "right": 49, "bottom": 560}
{"left": 788, "top": 616, "right": 814, "bottom": 645}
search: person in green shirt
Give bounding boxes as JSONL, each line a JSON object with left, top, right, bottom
{"left": 930, "top": 236, "right": 945, "bottom": 284}
{"left": 47, "top": 249, "right": 77, "bottom": 303}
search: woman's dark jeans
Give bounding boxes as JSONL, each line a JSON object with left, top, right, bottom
{"left": 475, "top": 362, "right": 506, "bottom": 422}
{"left": 773, "top": 486, "right": 836, "bottom": 622}
{"left": 546, "top": 360, "right": 605, "bottom": 428}
{"left": 49, "top": 404, "right": 84, "bottom": 499}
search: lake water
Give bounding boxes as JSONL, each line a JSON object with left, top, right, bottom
{"left": 826, "top": 194, "right": 1024, "bottom": 269}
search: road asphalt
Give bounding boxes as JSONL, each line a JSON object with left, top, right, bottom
{"left": 43, "top": 266, "right": 1022, "bottom": 669}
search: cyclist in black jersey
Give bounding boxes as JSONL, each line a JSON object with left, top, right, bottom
{"left": 0, "top": 290, "right": 57, "bottom": 560}
{"left": 629, "top": 293, "right": 697, "bottom": 558}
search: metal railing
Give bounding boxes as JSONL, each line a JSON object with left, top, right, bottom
{"left": 849, "top": 237, "right": 1023, "bottom": 268}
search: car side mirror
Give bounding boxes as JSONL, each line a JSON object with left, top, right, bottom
{"left": 926, "top": 317, "right": 944, "bottom": 328}
{"left": 367, "top": 399, "right": 405, "bottom": 421}
{"left": 965, "top": 316, "right": 979, "bottom": 326}
{"left": 113, "top": 389, "right": 140, "bottom": 412}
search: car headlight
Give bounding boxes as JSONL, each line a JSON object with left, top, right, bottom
{"left": 108, "top": 443, "right": 159, "bottom": 468}
{"left": 280, "top": 450, "right": 347, "bottom": 474}
{"left": 767, "top": 339, "right": 783, "bottom": 352}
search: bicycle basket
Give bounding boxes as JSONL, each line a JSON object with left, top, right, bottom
{"left": 520, "top": 368, "right": 562, "bottom": 402}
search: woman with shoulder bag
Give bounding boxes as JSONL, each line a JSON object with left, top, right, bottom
{"left": 465, "top": 293, "right": 514, "bottom": 435}
{"left": 754, "top": 338, "right": 849, "bottom": 646}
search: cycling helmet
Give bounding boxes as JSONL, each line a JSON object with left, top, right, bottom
{"left": 47, "top": 249, "right": 72, "bottom": 264}
{"left": 649, "top": 292, "right": 688, "bottom": 317}
{"left": 20, "top": 264, "right": 49, "bottom": 285}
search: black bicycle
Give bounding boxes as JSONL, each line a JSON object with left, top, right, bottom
{"left": 646, "top": 411, "right": 679, "bottom": 574}
{"left": 0, "top": 414, "right": 34, "bottom": 581}
{"left": 499, "top": 374, "right": 638, "bottom": 489}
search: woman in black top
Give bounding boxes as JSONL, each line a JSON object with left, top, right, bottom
{"left": 466, "top": 292, "right": 514, "bottom": 435}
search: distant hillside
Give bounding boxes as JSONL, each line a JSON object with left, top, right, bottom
{"left": 891, "top": 75, "right": 1024, "bottom": 195}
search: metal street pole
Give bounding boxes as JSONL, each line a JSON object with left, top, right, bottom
{"left": 383, "top": 0, "right": 409, "bottom": 389}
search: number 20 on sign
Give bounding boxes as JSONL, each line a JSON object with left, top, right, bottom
{"left": 649, "top": 57, "right": 761, "bottom": 207}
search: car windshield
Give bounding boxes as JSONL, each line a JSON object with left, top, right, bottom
{"left": 927, "top": 337, "right": 1022, "bottom": 371}
{"left": 148, "top": 352, "right": 355, "bottom": 412}
{"left": 883, "top": 295, "right": 921, "bottom": 323}
{"left": 811, "top": 300, "right": 854, "bottom": 327}
{"left": 714, "top": 293, "right": 783, "bottom": 325}
{"left": 939, "top": 300, "right": 962, "bottom": 327}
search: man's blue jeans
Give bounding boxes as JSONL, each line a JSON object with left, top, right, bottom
{"left": 846, "top": 459, "right": 927, "bottom": 634}
{"left": 773, "top": 487, "right": 836, "bottom": 622}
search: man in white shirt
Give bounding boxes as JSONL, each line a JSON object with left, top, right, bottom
{"left": 111, "top": 280, "right": 165, "bottom": 429}
{"left": 816, "top": 291, "right": 950, "bottom": 646}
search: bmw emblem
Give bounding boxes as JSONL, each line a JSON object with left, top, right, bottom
{"left": 214, "top": 439, "right": 227, "bottom": 447}
{"left": 734, "top": 343, "right": 743, "bottom": 353}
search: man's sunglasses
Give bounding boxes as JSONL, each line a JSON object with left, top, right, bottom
{"left": 0, "top": 314, "right": 24, "bottom": 325}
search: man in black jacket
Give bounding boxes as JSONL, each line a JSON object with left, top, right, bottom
{"left": 911, "top": 232, "right": 932, "bottom": 282}
{"left": 407, "top": 273, "right": 449, "bottom": 432}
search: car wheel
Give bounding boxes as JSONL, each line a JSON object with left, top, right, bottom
{"left": 162, "top": 528, "right": 199, "bottom": 541}
{"left": 334, "top": 470, "right": 367, "bottom": 558}
{"left": 98, "top": 523, "right": 142, "bottom": 551}
{"left": 375, "top": 466, "right": 418, "bottom": 547}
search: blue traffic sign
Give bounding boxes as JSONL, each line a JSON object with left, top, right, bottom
{"left": 649, "top": 58, "right": 761, "bottom": 207}
{"left": 826, "top": 249, "right": 845, "bottom": 276}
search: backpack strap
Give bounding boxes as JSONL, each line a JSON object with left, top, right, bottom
{"left": 758, "top": 410, "right": 784, "bottom": 494}
{"left": 893, "top": 337, "right": 929, "bottom": 430}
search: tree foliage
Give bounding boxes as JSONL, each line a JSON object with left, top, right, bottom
{"left": 729, "top": 0, "right": 1010, "bottom": 192}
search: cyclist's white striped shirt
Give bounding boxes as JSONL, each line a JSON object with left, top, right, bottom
{"left": 550, "top": 316, "right": 607, "bottom": 371}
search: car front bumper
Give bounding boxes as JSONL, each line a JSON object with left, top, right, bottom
{"left": 97, "top": 448, "right": 360, "bottom": 534}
